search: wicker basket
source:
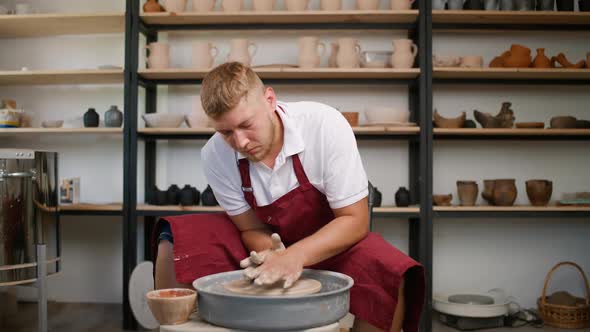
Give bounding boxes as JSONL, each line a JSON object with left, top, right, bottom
{"left": 537, "top": 261, "right": 590, "bottom": 328}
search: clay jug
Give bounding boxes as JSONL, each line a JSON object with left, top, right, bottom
{"left": 336, "top": 38, "right": 361, "bottom": 68}
{"left": 105, "top": 105, "right": 123, "bottom": 127}
{"left": 144, "top": 0, "right": 164, "bottom": 12}
{"left": 457, "top": 181, "right": 478, "bottom": 206}
{"left": 298, "top": 37, "right": 325, "bottom": 68}
{"left": 532, "top": 48, "right": 552, "bottom": 68}
{"left": 193, "top": 0, "right": 216, "bottom": 12}
{"left": 328, "top": 42, "right": 339, "bottom": 68}
{"left": 503, "top": 44, "right": 531, "bottom": 68}
{"left": 357, "top": 0, "right": 380, "bottom": 9}
{"left": 492, "top": 179, "right": 517, "bottom": 206}
{"left": 227, "top": 39, "right": 257, "bottom": 66}
{"left": 525, "top": 180, "right": 552, "bottom": 206}
{"left": 192, "top": 41, "right": 218, "bottom": 69}
{"left": 391, "top": 38, "right": 418, "bottom": 68}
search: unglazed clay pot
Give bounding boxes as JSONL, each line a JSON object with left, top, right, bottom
{"left": 285, "top": 0, "right": 309, "bottom": 10}
{"left": 336, "top": 38, "right": 361, "bottom": 68}
{"left": 457, "top": 181, "right": 478, "bottom": 206}
{"left": 395, "top": 187, "right": 411, "bottom": 207}
{"left": 532, "top": 48, "right": 552, "bottom": 68}
{"left": 321, "top": 0, "right": 342, "bottom": 10}
{"left": 433, "top": 194, "right": 453, "bottom": 206}
{"left": 551, "top": 53, "right": 586, "bottom": 69}
{"left": 433, "top": 110, "right": 466, "bottom": 128}
{"left": 474, "top": 102, "right": 515, "bottom": 129}
{"left": 192, "top": 41, "right": 218, "bottom": 69}
{"left": 526, "top": 179, "right": 552, "bottom": 206}
{"left": 222, "top": 0, "right": 243, "bottom": 11}
{"left": 163, "top": 0, "right": 187, "bottom": 12}
{"left": 253, "top": 0, "right": 276, "bottom": 10}
{"left": 492, "top": 179, "right": 517, "bottom": 206}
{"left": 357, "top": 0, "right": 380, "bottom": 9}
{"left": 193, "top": 0, "right": 216, "bottom": 11}
{"left": 489, "top": 51, "right": 510, "bottom": 68}
{"left": 227, "top": 39, "right": 257, "bottom": 66}
{"left": 391, "top": 0, "right": 415, "bottom": 9}
{"left": 144, "top": 0, "right": 165, "bottom": 12}
{"left": 503, "top": 44, "right": 531, "bottom": 68}
{"left": 460, "top": 55, "right": 483, "bottom": 68}
{"left": 550, "top": 116, "right": 577, "bottom": 129}
{"left": 391, "top": 39, "right": 418, "bottom": 69}
{"left": 298, "top": 36, "right": 325, "bottom": 69}
{"left": 328, "top": 42, "right": 339, "bottom": 68}
{"left": 481, "top": 180, "right": 495, "bottom": 205}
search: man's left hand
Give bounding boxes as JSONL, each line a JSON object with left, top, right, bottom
{"left": 251, "top": 249, "right": 305, "bottom": 289}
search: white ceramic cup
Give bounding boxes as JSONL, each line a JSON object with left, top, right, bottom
{"left": 192, "top": 42, "right": 218, "bottom": 69}
{"left": 460, "top": 55, "right": 484, "bottom": 68}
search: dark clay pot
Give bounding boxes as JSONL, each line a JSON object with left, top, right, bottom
{"left": 83, "top": 108, "right": 99, "bottom": 127}
{"left": 463, "top": 0, "right": 485, "bottom": 9}
{"left": 492, "top": 179, "right": 517, "bottom": 206}
{"left": 550, "top": 116, "right": 577, "bottom": 129}
{"left": 514, "top": 0, "right": 535, "bottom": 10}
{"left": 395, "top": 187, "right": 411, "bottom": 207}
{"left": 146, "top": 186, "right": 157, "bottom": 205}
{"left": 105, "top": 105, "right": 123, "bottom": 127}
{"left": 457, "top": 181, "right": 479, "bottom": 206}
{"left": 192, "top": 187, "right": 201, "bottom": 205}
{"left": 526, "top": 179, "right": 552, "bottom": 206}
{"left": 536, "top": 0, "right": 554, "bottom": 9}
{"left": 463, "top": 119, "right": 477, "bottom": 128}
{"left": 481, "top": 180, "right": 495, "bottom": 205}
{"left": 202, "top": 185, "right": 219, "bottom": 206}
{"left": 167, "top": 184, "right": 180, "bottom": 205}
{"left": 579, "top": 0, "right": 590, "bottom": 11}
{"left": 576, "top": 120, "right": 590, "bottom": 128}
{"left": 180, "top": 185, "right": 195, "bottom": 206}
{"left": 372, "top": 187, "right": 382, "bottom": 207}
{"left": 156, "top": 188, "right": 168, "bottom": 206}
{"left": 556, "top": 0, "right": 574, "bottom": 10}
{"left": 500, "top": 0, "right": 514, "bottom": 9}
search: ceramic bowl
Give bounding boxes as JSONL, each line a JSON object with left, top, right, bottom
{"left": 433, "top": 194, "right": 453, "bottom": 206}
{"left": 41, "top": 120, "right": 64, "bottom": 128}
{"left": 432, "top": 55, "right": 461, "bottom": 67}
{"left": 365, "top": 107, "right": 410, "bottom": 125}
{"left": 143, "top": 113, "right": 185, "bottom": 128}
{"left": 185, "top": 113, "right": 211, "bottom": 128}
{"left": 360, "top": 51, "right": 392, "bottom": 68}
{"left": 146, "top": 288, "right": 196, "bottom": 325}
{"left": 550, "top": 116, "right": 577, "bottom": 129}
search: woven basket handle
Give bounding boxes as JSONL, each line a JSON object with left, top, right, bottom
{"left": 541, "top": 261, "right": 590, "bottom": 305}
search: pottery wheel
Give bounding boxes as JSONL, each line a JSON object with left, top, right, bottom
{"left": 223, "top": 278, "right": 321, "bottom": 296}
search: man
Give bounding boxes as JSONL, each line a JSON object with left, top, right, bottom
{"left": 153, "top": 62, "right": 424, "bottom": 332}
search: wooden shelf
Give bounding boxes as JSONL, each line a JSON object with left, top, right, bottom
{"left": 141, "top": 10, "right": 418, "bottom": 26}
{"left": 374, "top": 206, "right": 420, "bottom": 214}
{"left": 432, "top": 10, "right": 590, "bottom": 26}
{"left": 138, "top": 126, "right": 419, "bottom": 136}
{"left": 433, "top": 67, "right": 590, "bottom": 80}
{"left": 0, "top": 128, "right": 123, "bottom": 136}
{"left": 59, "top": 203, "right": 122, "bottom": 212}
{"left": 434, "top": 128, "right": 590, "bottom": 136}
{"left": 0, "top": 12, "right": 125, "bottom": 38}
{"left": 139, "top": 68, "right": 420, "bottom": 81}
{"left": 434, "top": 205, "right": 590, "bottom": 212}
{"left": 0, "top": 69, "right": 124, "bottom": 85}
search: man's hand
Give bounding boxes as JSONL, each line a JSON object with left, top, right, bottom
{"left": 240, "top": 233, "right": 285, "bottom": 280}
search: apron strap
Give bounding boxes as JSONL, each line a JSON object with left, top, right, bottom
{"left": 238, "top": 158, "right": 258, "bottom": 208}
{"left": 291, "top": 154, "right": 310, "bottom": 186}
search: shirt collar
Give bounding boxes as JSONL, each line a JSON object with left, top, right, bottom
{"left": 236, "top": 102, "right": 305, "bottom": 160}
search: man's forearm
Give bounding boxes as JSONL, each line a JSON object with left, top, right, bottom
{"left": 241, "top": 228, "right": 274, "bottom": 253}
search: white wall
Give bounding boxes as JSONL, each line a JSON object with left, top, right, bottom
{"left": 1, "top": 0, "right": 589, "bottom": 309}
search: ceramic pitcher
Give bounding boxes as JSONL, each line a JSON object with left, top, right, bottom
{"left": 192, "top": 42, "right": 218, "bottom": 69}
{"left": 357, "top": 0, "right": 380, "bottom": 9}
{"left": 146, "top": 42, "right": 170, "bottom": 57}
{"left": 391, "top": 0, "right": 415, "bottom": 9}
{"left": 146, "top": 42, "right": 170, "bottom": 69}
{"left": 286, "top": 0, "right": 309, "bottom": 10}
{"left": 391, "top": 39, "right": 418, "bottom": 68}
{"left": 164, "top": 0, "right": 187, "bottom": 12}
{"left": 321, "top": 0, "right": 343, "bottom": 10}
{"left": 253, "top": 0, "right": 276, "bottom": 10}
{"left": 222, "top": 0, "right": 243, "bottom": 11}
{"left": 227, "top": 39, "right": 257, "bottom": 66}
{"left": 336, "top": 38, "right": 361, "bottom": 68}
{"left": 298, "top": 37, "right": 325, "bottom": 68}
{"left": 192, "top": 0, "right": 215, "bottom": 12}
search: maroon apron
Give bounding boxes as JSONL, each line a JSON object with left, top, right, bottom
{"left": 153, "top": 154, "right": 425, "bottom": 332}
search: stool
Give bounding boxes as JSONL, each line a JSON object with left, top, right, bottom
{"left": 160, "top": 313, "right": 342, "bottom": 332}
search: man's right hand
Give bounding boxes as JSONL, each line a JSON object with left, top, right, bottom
{"left": 240, "top": 233, "right": 285, "bottom": 280}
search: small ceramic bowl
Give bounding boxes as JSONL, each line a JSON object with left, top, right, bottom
{"left": 41, "top": 120, "right": 64, "bottom": 128}
{"left": 549, "top": 116, "right": 577, "bottom": 129}
{"left": 360, "top": 51, "right": 392, "bottom": 68}
{"left": 365, "top": 107, "right": 410, "bottom": 125}
{"left": 142, "top": 113, "right": 185, "bottom": 128}
{"left": 433, "top": 194, "right": 453, "bottom": 206}
{"left": 432, "top": 55, "right": 461, "bottom": 67}
{"left": 146, "top": 288, "right": 197, "bottom": 325}
{"left": 185, "top": 113, "right": 211, "bottom": 128}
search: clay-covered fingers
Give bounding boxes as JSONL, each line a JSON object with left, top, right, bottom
{"left": 243, "top": 266, "right": 262, "bottom": 280}
{"left": 254, "top": 268, "right": 282, "bottom": 286}
{"left": 240, "top": 250, "right": 267, "bottom": 269}
{"left": 283, "top": 270, "right": 302, "bottom": 289}
{"left": 270, "top": 233, "right": 286, "bottom": 252}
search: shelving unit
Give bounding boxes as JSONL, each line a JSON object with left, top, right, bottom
{"left": 0, "top": 12, "right": 125, "bottom": 37}
{"left": 0, "top": 69, "right": 124, "bottom": 85}
{"left": 0, "top": 128, "right": 124, "bottom": 136}
{"left": 432, "top": 10, "right": 590, "bottom": 28}
{"left": 433, "top": 128, "right": 590, "bottom": 140}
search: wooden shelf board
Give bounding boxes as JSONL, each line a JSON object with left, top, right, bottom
{"left": 434, "top": 128, "right": 590, "bottom": 136}
{"left": 433, "top": 67, "right": 590, "bottom": 80}
{"left": 141, "top": 10, "right": 418, "bottom": 26}
{"left": 0, "top": 12, "right": 125, "bottom": 38}
{"left": 434, "top": 205, "right": 590, "bottom": 212}
{"left": 432, "top": 10, "right": 590, "bottom": 26}
{"left": 374, "top": 206, "right": 420, "bottom": 213}
{"left": 59, "top": 203, "right": 123, "bottom": 212}
{"left": 0, "top": 128, "right": 123, "bottom": 135}
{"left": 137, "top": 204, "right": 224, "bottom": 212}
{"left": 139, "top": 68, "right": 420, "bottom": 80}
{"left": 0, "top": 69, "right": 124, "bottom": 85}
{"left": 138, "top": 127, "right": 420, "bottom": 135}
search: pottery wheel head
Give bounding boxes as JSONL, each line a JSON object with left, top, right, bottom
{"left": 223, "top": 278, "right": 322, "bottom": 297}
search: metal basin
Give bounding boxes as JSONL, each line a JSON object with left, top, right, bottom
{"left": 193, "top": 269, "right": 353, "bottom": 331}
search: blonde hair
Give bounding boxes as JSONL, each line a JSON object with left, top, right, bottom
{"left": 200, "top": 62, "right": 264, "bottom": 119}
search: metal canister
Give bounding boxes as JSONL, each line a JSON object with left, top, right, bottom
{"left": 0, "top": 149, "right": 60, "bottom": 286}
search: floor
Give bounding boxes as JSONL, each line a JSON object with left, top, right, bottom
{"left": 4, "top": 302, "right": 590, "bottom": 332}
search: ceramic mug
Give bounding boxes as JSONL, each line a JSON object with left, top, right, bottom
{"left": 356, "top": 0, "right": 380, "bottom": 9}
{"left": 192, "top": 42, "right": 218, "bottom": 69}
{"left": 460, "top": 55, "right": 483, "bottom": 68}
{"left": 192, "top": 0, "right": 216, "bottom": 12}
{"left": 163, "top": 0, "right": 188, "bottom": 12}
{"left": 321, "top": 0, "right": 343, "bottom": 9}
{"left": 146, "top": 42, "right": 170, "bottom": 58}
{"left": 286, "top": 0, "right": 309, "bottom": 10}
{"left": 298, "top": 36, "right": 325, "bottom": 68}
{"left": 253, "top": 0, "right": 276, "bottom": 10}
{"left": 227, "top": 39, "right": 257, "bottom": 66}
{"left": 222, "top": 0, "right": 243, "bottom": 11}
{"left": 391, "top": 0, "right": 415, "bottom": 9}
{"left": 147, "top": 55, "right": 170, "bottom": 69}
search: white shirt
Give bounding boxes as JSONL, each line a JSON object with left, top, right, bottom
{"left": 201, "top": 101, "right": 368, "bottom": 216}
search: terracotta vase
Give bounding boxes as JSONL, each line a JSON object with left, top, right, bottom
{"left": 503, "top": 44, "right": 531, "bottom": 68}
{"left": 492, "top": 179, "right": 517, "bottom": 206}
{"left": 457, "top": 181, "right": 478, "bottom": 206}
{"left": 481, "top": 180, "right": 495, "bottom": 205}
{"left": 532, "top": 48, "right": 552, "bottom": 68}
{"left": 433, "top": 110, "right": 466, "bottom": 128}
{"left": 336, "top": 38, "right": 361, "bottom": 68}
{"left": 144, "top": 0, "right": 164, "bottom": 12}
{"left": 526, "top": 179, "right": 552, "bottom": 206}
{"left": 391, "top": 39, "right": 418, "bottom": 69}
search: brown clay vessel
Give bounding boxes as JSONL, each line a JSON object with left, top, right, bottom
{"left": 515, "top": 122, "right": 544, "bottom": 129}
{"left": 550, "top": 116, "right": 577, "bottom": 129}
{"left": 532, "top": 48, "right": 552, "bottom": 68}
{"left": 474, "top": 102, "right": 515, "bottom": 128}
{"left": 576, "top": 120, "right": 590, "bottom": 128}
{"left": 144, "top": 0, "right": 165, "bottom": 12}
{"left": 433, "top": 194, "right": 453, "bottom": 206}
{"left": 489, "top": 51, "right": 509, "bottom": 68}
{"left": 503, "top": 44, "right": 531, "bottom": 68}
{"left": 525, "top": 179, "right": 552, "bottom": 206}
{"left": 457, "top": 181, "right": 478, "bottom": 206}
{"left": 433, "top": 110, "right": 466, "bottom": 128}
{"left": 481, "top": 180, "right": 495, "bottom": 205}
{"left": 342, "top": 112, "right": 359, "bottom": 127}
{"left": 551, "top": 53, "right": 586, "bottom": 69}
{"left": 492, "top": 179, "right": 517, "bottom": 206}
